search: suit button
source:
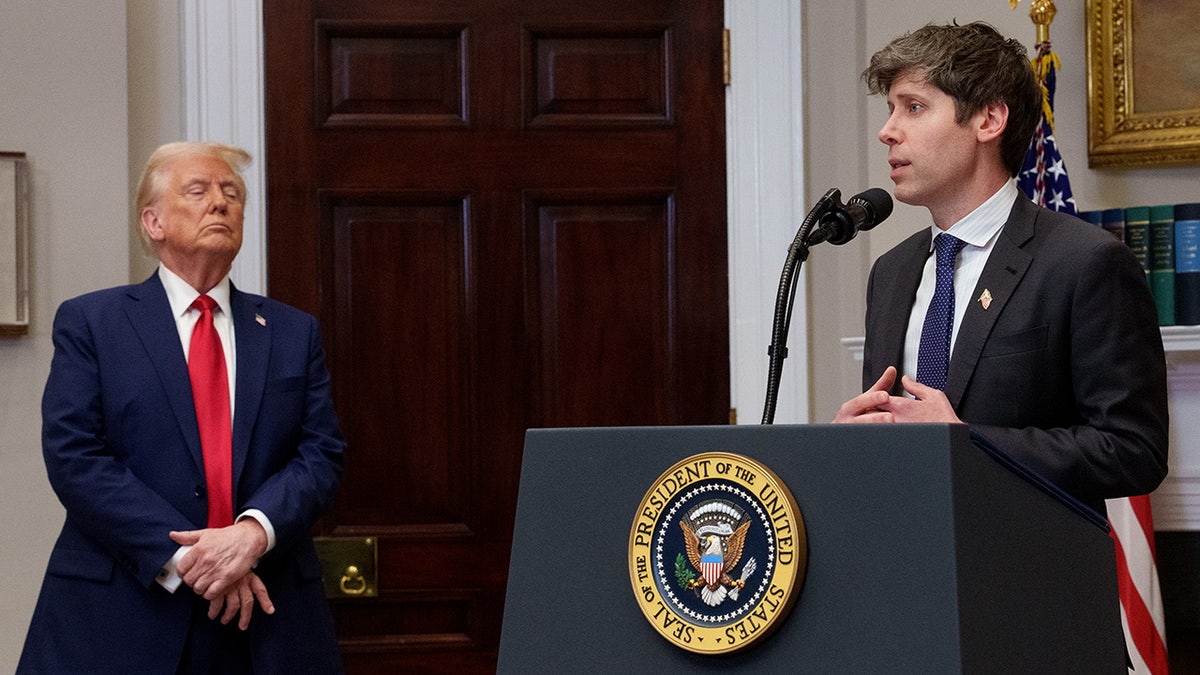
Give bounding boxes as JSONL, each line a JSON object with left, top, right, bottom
{"left": 194, "top": 485, "right": 206, "bottom": 498}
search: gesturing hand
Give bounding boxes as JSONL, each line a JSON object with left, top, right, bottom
{"left": 833, "top": 366, "right": 899, "bottom": 423}
{"left": 876, "top": 375, "right": 963, "bottom": 424}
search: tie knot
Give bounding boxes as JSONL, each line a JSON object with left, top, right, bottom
{"left": 934, "top": 234, "right": 965, "bottom": 267}
{"left": 192, "top": 294, "right": 218, "bottom": 314}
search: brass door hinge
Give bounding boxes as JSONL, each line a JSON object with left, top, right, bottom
{"left": 723, "top": 28, "right": 731, "bottom": 86}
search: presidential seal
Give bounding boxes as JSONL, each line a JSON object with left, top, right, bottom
{"left": 628, "top": 452, "right": 807, "bottom": 654}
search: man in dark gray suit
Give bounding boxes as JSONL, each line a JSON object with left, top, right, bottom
{"left": 833, "top": 22, "right": 1168, "bottom": 513}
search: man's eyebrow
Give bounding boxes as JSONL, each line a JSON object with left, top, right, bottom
{"left": 179, "top": 176, "right": 240, "bottom": 190}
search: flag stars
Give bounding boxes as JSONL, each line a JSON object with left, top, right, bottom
{"left": 1046, "top": 154, "right": 1067, "bottom": 181}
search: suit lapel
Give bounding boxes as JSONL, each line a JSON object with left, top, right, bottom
{"left": 230, "top": 285, "right": 269, "bottom": 489}
{"left": 124, "top": 274, "right": 206, "bottom": 472}
{"left": 945, "top": 199, "right": 1036, "bottom": 406}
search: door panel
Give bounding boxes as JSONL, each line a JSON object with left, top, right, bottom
{"left": 531, "top": 195, "right": 673, "bottom": 425}
{"left": 265, "top": 1, "right": 727, "bottom": 670}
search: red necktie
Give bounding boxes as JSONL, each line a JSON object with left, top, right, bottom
{"left": 188, "top": 295, "right": 233, "bottom": 528}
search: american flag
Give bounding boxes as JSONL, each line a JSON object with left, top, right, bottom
{"left": 1016, "top": 40, "right": 1169, "bottom": 675}
{"left": 1017, "top": 43, "right": 1075, "bottom": 215}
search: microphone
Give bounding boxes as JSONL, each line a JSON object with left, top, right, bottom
{"left": 806, "top": 188, "right": 893, "bottom": 246}
{"left": 764, "top": 187, "right": 889, "bottom": 423}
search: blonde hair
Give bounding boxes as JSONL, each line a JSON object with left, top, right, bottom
{"left": 135, "top": 141, "right": 252, "bottom": 253}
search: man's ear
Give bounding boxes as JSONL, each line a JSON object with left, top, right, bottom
{"left": 977, "top": 101, "right": 1009, "bottom": 144}
{"left": 140, "top": 207, "right": 165, "bottom": 243}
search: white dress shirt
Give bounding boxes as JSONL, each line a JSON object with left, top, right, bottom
{"left": 155, "top": 265, "right": 276, "bottom": 592}
{"left": 902, "top": 180, "right": 1019, "bottom": 383}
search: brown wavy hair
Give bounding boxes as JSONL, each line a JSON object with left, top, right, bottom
{"left": 862, "top": 22, "right": 1040, "bottom": 177}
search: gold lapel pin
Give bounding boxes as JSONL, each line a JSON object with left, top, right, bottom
{"left": 255, "top": 314, "right": 267, "bottom": 326}
{"left": 978, "top": 289, "right": 992, "bottom": 310}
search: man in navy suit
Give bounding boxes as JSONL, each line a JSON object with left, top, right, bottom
{"left": 832, "top": 23, "right": 1168, "bottom": 512}
{"left": 19, "top": 142, "right": 344, "bottom": 673}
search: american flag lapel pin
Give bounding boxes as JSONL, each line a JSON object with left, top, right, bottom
{"left": 978, "top": 289, "right": 992, "bottom": 310}
{"left": 255, "top": 313, "right": 267, "bottom": 326}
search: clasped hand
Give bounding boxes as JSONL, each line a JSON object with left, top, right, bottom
{"left": 171, "top": 519, "right": 274, "bottom": 630}
{"left": 832, "top": 366, "right": 963, "bottom": 424}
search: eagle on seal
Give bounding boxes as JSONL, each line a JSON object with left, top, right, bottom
{"left": 680, "top": 518, "right": 751, "bottom": 606}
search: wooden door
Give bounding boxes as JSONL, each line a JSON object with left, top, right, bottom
{"left": 264, "top": 1, "right": 728, "bottom": 670}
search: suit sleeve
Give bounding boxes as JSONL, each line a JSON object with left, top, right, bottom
{"left": 969, "top": 236, "right": 1169, "bottom": 503}
{"left": 41, "top": 300, "right": 196, "bottom": 588}
{"left": 239, "top": 313, "right": 344, "bottom": 551}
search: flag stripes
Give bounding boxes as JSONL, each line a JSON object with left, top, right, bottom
{"left": 1108, "top": 495, "right": 1170, "bottom": 674}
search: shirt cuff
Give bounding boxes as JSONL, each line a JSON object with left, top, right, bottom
{"left": 156, "top": 545, "right": 192, "bottom": 593}
{"left": 237, "top": 509, "right": 276, "bottom": 554}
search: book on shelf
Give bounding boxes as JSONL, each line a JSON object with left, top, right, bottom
{"left": 1093, "top": 208, "right": 1123, "bottom": 241}
{"left": 1150, "top": 204, "right": 1176, "bottom": 326}
{"left": 1177, "top": 203, "right": 1200, "bottom": 326}
{"left": 1081, "top": 203, "right": 1200, "bottom": 327}
{"left": 1123, "top": 206, "right": 1150, "bottom": 282}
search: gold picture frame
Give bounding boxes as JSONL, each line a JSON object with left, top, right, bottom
{"left": 1087, "top": 0, "right": 1200, "bottom": 168}
{"left": 1, "top": 152, "right": 29, "bottom": 337}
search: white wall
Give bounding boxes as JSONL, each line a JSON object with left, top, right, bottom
{"left": 128, "top": 0, "right": 184, "bottom": 282}
{"left": 0, "top": 3, "right": 130, "bottom": 671}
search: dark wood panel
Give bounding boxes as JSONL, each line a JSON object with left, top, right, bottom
{"left": 526, "top": 27, "right": 670, "bottom": 126}
{"left": 310, "top": 133, "right": 680, "bottom": 190}
{"left": 330, "top": 196, "right": 472, "bottom": 527}
{"left": 333, "top": 593, "right": 479, "bottom": 646}
{"left": 531, "top": 195, "right": 672, "bottom": 425}
{"left": 316, "top": 22, "right": 469, "bottom": 127}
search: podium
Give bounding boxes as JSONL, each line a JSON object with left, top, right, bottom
{"left": 498, "top": 424, "right": 1124, "bottom": 674}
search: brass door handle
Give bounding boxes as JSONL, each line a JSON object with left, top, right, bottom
{"left": 339, "top": 565, "right": 368, "bottom": 595}
{"left": 315, "top": 536, "right": 377, "bottom": 598}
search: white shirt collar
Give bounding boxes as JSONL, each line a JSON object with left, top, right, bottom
{"left": 157, "top": 264, "right": 232, "bottom": 320}
{"left": 928, "top": 180, "right": 1019, "bottom": 251}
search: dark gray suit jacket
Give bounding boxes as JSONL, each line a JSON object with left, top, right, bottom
{"left": 862, "top": 196, "right": 1169, "bottom": 510}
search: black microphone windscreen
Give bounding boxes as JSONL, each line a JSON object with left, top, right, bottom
{"left": 849, "top": 188, "right": 893, "bottom": 231}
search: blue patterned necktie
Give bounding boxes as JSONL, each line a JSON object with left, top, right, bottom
{"left": 915, "top": 233, "right": 966, "bottom": 391}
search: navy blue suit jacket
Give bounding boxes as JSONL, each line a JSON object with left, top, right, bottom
{"left": 19, "top": 273, "right": 344, "bottom": 673}
{"left": 862, "top": 196, "right": 1169, "bottom": 512}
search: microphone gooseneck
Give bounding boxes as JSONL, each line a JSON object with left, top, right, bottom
{"left": 761, "top": 187, "right": 892, "bottom": 424}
